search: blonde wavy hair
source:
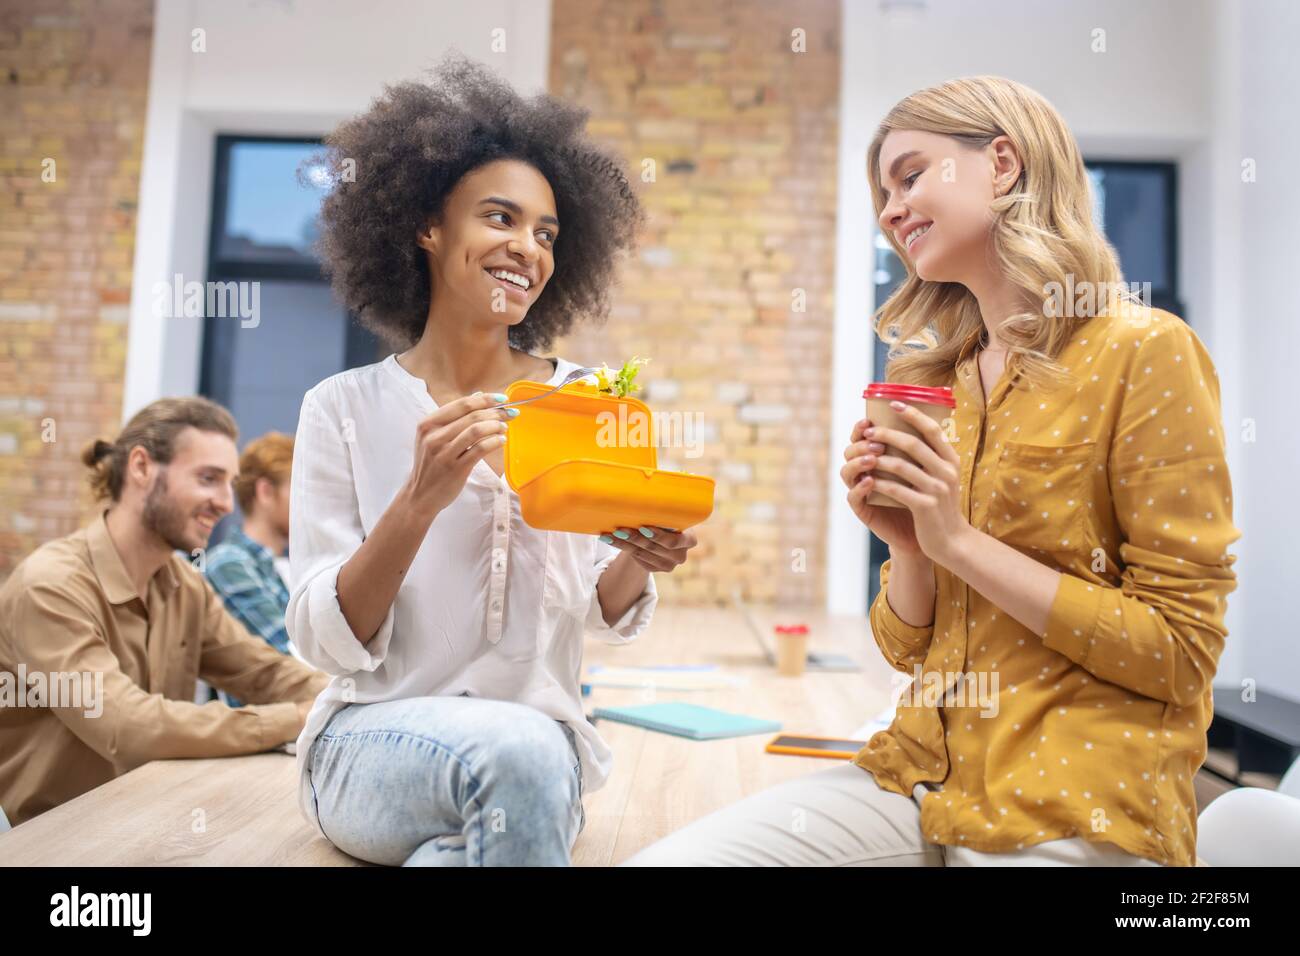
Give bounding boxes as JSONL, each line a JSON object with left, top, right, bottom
{"left": 867, "top": 75, "right": 1139, "bottom": 391}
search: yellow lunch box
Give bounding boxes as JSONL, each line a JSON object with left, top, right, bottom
{"left": 502, "top": 379, "right": 716, "bottom": 536}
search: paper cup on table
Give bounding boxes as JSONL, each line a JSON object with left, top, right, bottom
{"left": 862, "top": 382, "right": 956, "bottom": 509}
{"left": 774, "top": 625, "right": 809, "bottom": 677}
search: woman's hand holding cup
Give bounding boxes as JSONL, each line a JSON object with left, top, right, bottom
{"left": 844, "top": 401, "right": 971, "bottom": 566}
{"left": 842, "top": 416, "right": 924, "bottom": 556}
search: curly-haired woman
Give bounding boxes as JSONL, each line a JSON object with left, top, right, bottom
{"left": 626, "top": 76, "right": 1239, "bottom": 867}
{"left": 287, "top": 58, "right": 699, "bottom": 866}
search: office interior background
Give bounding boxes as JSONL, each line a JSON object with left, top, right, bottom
{"left": 1, "top": 0, "right": 1296, "bottom": 770}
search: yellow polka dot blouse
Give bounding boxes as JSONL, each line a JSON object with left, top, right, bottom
{"left": 853, "top": 309, "right": 1240, "bottom": 867}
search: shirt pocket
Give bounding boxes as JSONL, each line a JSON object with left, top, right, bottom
{"left": 989, "top": 439, "right": 1096, "bottom": 555}
{"left": 542, "top": 531, "right": 599, "bottom": 623}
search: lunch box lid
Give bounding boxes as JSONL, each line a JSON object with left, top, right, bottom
{"left": 503, "top": 380, "right": 658, "bottom": 492}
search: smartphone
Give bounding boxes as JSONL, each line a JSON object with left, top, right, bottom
{"left": 765, "top": 735, "right": 869, "bottom": 759}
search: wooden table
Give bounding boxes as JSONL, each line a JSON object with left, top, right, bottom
{"left": 573, "top": 604, "right": 894, "bottom": 864}
{"left": 0, "top": 605, "right": 894, "bottom": 866}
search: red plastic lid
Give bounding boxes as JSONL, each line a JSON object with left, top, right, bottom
{"left": 863, "top": 382, "right": 956, "bottom": 408}
{"left": 774, "top": 624, "right": 809, "bottom": 635}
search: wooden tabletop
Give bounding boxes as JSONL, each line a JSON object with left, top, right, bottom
{"left": 0, "top": 604, "right": 894, "bottom": 866}
{"left": 573, "top": 604, "right": 894, "bottom": 865}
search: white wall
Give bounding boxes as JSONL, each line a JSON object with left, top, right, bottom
{"left": 1230, "top": 0, "right": 1300, "bottom": 699}
{"left": 828, "top": 0, "right": 1296, "bottom": 700}
{"left": 123, "top": 0, "right": 552, "bottom": 418}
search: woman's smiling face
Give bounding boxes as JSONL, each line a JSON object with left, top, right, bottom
{"left": 418, "top": 158, "right": 560, "bottom": 325}
{"left": 876, "top": 129, "right": 1015, "bottom": 284}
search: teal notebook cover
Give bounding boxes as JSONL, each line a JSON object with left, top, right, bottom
{"left": 592, "top": 702, "right": 781, "bottom": 740}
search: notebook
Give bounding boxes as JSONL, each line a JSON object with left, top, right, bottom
{"left": 591, "top": 702, "right": 781, "bottom": 740}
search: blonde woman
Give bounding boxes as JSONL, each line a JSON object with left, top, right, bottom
{"left": 626, "top": 76, "right": 1239, "bottom": 867}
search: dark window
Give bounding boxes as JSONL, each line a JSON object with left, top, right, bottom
{"left": 200, "top": 135, "right": 388, "bottom": 542}
{"left": 1085, "top": 161, "right": 1182, "bottom": 316}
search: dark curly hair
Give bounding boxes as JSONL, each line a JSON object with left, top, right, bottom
{"left": 310, "top": 56, "right": 644, "bottom": 353}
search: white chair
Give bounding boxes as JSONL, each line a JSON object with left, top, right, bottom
{"left": 1197, "top": 758, "right": 1300, "bottom": 866}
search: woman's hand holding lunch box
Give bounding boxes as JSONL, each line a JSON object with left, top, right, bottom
{"left": 597, "top": 525, "right": 699, "bottom": 574}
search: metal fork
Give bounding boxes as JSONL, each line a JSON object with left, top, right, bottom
{"left": 491, "top": 367, "right": 602, "bottom": 410}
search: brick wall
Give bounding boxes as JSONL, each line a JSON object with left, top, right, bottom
{"left": 0, "top": 0, "right": 152, "bottom": 578}
{"left": 549, "top": 0, "right": 841, "bottom": 605}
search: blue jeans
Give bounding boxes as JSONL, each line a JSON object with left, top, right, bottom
{"left": 307, "top": 696, "right": 586, "bottom": 866}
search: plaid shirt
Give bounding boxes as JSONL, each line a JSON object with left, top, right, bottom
{"left": 204, "top": 529, "right": 291, "bottom": 657}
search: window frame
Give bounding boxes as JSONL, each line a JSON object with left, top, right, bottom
{"left": 199, "top": 133, "right": 378, "bottom": 403}
{"left": 1083, "top": 158, "right": 1183, "bottom": 317}
{"left": 206, "top": 133, "right": 329, "bottom": 282}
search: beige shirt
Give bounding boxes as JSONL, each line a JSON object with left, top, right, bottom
{"left": 855, "top": 308, "right": 1240, "bottom": 867}
{"left": 0, "top": 512, "right": 329, "bottom": 826}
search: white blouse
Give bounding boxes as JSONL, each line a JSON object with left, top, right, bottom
{"left": 286, "top": 353, "right": 658, "bottom": 830}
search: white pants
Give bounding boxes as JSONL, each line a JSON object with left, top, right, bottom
{"left": 621, "top": 763, "right": 1161, "bottom": 867}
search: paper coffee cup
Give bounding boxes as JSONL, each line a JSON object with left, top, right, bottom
{"left": 861, "top": 382, "right": 956, "bottom": 509}
{"left": 774, "top": 625, "right": 809, "bottom": 677}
